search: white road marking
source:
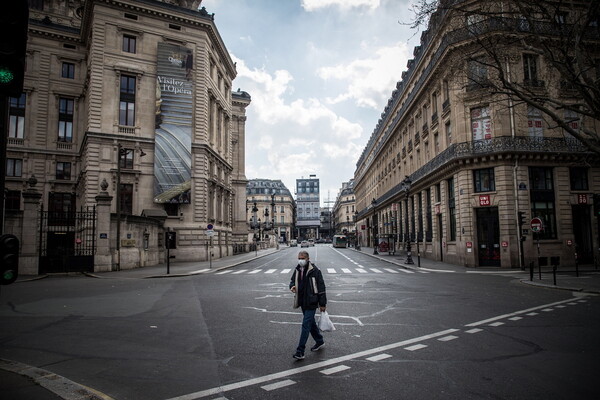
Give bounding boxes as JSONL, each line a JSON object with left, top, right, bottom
{"left": 527, "top": 312, "right": 538, "bottom": 316}
{"left": 508, "top": 317, "right": 523, "bottom": 321}
{"left": 370, "top": 268, "right": 383, "bottom": 273}
{"left": 356, "top": 269, "right": 367, "bottom": 273}
{"left": 465, "top": 328, "right": 483, "bottom": 334}
{"left": 216, "top": 270, "right": 232, "bottom": 275}
{"left": 555, "top": 305, "right": 566, "bottom": 308}
{"left": 465, "top": 297, "right": 583, "bottom": 327}
{"left": 265, "top": 269, "right": 276, "bottom": 274}
{"left": 327, "top": 268, "right": 337, "bottom": 273}
{"left": 190, "top": 269, "right": 210, "bottom": 274}
{"left": 541, "top": 308, "right": 553, "bottom": 312}
{"left": 261, "top": 380, "right": 296, "bottom": 391}
{"left": 248, "top": 270, "right": 262, "bottom": 274}
{"left": 438, "top": 335, "right": 459, "bottom": 342}
{"left": 281, "top": 269, "right": 291, "bottom": 274}
{"left": 567, "top": 302, "right": 578, "bottom": 305}
{"left": 417, "top": 267, "right": 455, "bottom": 273}
{"left": 488, "top": 322, "right": 504, "bottom": 327}
{"left": 417, "top": 271, "right": 430, "bottom": 274}
{"left": 231, "top": 270, "right": 247, "bottom": 274}
{"left": 320, "top": 365, "right": 351, "bottom": 375}
{"left": 405, "top": 344, "right": 427, "bottom": 351}
{"left": 384, "top": 268, "right": 399, "bottom": 274}
{"left": 164, "top": 328, "right": 459, "bottom": 399}
{"left": 466, "top": 270, "right": 523, "bottom": 274}
{"left": 341, "top": 268, "right": 352, "bottom": 273}
{"left": 398, "top": 269, "right": 415, "bottom": 274}
{"left": 366, "top": 354, "right": 392, "bottom": 362}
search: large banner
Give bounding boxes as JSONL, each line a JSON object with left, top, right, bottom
{"left": 153, "top": 43, "right": 193, "bottom": 204}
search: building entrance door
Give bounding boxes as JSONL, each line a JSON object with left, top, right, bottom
{"left": 476, "top": 207, "right": 500, "bottom": 267}
{"left": 572, "top": 205, "right": 593, "bottom": 264}
{"left": 437, "top": 214, "right": 443, "bottom": 262}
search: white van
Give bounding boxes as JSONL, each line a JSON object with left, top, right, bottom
{"left": 290, "top": 239, "right": 298, "bottom": 247}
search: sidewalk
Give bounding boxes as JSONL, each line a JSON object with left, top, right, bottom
{"left": 87, "top": 246, "right": 283, "bottom": 279}
{"left": 352, "top": 246, "right": 600, "bottom": 295}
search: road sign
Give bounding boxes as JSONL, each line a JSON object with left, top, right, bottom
{"left": 206, "top": 230, "right": 215, "bottom": 237}
{"left": 207, "top": 224, "right": 213, "bottom": 230}
{"left": 530, "top": 217, "right": 543, "bottom": 233}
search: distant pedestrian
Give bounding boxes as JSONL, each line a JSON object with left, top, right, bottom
{"left": 289, "top": 250, "right": 327, "bottom": 360}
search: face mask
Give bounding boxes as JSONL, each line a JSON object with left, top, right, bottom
{"left": 298, "top": 259, "right": 308, "bottom": 267}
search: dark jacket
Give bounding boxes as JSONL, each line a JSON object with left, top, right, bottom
{"left": 290, "top": 262, "right": 327, "bottom": 310}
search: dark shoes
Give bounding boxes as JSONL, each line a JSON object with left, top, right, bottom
{"left": 293, "top": 351, "right": 305, "bottom": 360}
{"left": 311, "top": 342, "right": 325, "bottom": 352}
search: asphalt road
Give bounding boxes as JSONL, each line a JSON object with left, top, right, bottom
{"left": 0, "top": 245, "right": 598, "bottom": 400}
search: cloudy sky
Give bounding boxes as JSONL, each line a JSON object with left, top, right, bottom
{"left": 201, "top": 0, "right": 420, "bottom": 205}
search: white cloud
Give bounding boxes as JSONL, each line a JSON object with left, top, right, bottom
{"left": 317, "top": 42, "right": 410, "bottom": 109}
{"left": 301, "top": 0, "right": 381, "bottom": 12}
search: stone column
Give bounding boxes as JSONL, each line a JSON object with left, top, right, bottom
{"left": 20, "top": 176, "right": 42, "bottom": 275}
{"left": 95, "top": 179, "right": 113, "bottom": 272}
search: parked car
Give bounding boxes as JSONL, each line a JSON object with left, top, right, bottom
{"left": 308, "top": 239, "right": 315, "bottom": 246}
{"left": 300, "top": 240, "right": 309, "bottom": 248}
{"left": 290, "top": 239, "right": 298, "bottom": 247}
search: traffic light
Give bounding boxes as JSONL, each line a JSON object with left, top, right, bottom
{"left": 0, "top": 234, "right": 19, "bottom": 285}
{"left": 0, "top": 1, "right": 29, "bottom": 97}
{"left": 165, "top": 231, "right": 177, "bottom": 249}
{"left": 518, "top": 211, "right": 526, "bottom": 227}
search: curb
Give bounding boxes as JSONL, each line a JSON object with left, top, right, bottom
{"left": 84, "top": 248, "right": 281, "bottom": 280}
{"left": 519, "top": 279, "right": 600, "bottom": 295}
{"left": 0, "top": 358, "right": 114, "bottom": 400}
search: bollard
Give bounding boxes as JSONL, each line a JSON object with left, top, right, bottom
{"left": 552, "top": 264, "right": 557, "bottom": 285}
{"left": 529, "top": 261, "right": 534, "bottom": 281}
{"left": 550, "top": 257, "right": 560, "bottom": 286}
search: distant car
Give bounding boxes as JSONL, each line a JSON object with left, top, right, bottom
{"left": 300, "top": 240, "right": 309, "bottom": 248}
{"left": 308, "top": 239, "right": 315, "bottom": 246}
{"left": 316, "top": 238, "right": 325, "bottom": 244}
{"left": 290, "top": 239, "right": 298, "bottom": 247}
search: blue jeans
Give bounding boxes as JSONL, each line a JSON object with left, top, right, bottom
{"left": 296, "top": 307, "right": 324, "bottom": 353}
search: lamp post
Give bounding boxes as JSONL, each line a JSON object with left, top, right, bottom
{"left": 354, "top": 211, "right": 360, "bottom": 250}
{"left": 403, "top": 176, "right": 414, "bottom": 264}
{"left": 371, "top": 198, "right": 378, "bottom": 254}
{"left": 271, "top": 193, "right": 278, "bottom": 249}
{"left": 250, "top": 202, "right": 259, "bottom": 255}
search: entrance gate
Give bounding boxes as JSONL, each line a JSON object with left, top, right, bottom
{"left": 39, "top": 207, "right": 96, "bottom": 273}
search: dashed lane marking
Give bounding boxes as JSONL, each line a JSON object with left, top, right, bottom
{"left": 465, "top": 328, "right": 483, "bottom": 334}
{"left": 508, "top": 316, "right": 523, "bottom": 321}
{"left": 366, "top": 354, "right": 392, "bottom": 362}
{"left": 248, "top": 269, "right": 262, "bottom": 274}
{"left": 438, "top": 335, "right": 459, "bottom": 342}
{"left": 281, "top": 269, "right": 291, "bottom": 274}
{"left": 231, "top": 269, "right": 247, "bottom": 274}
{"left": 215, "top": 270, "right": 232, "bottom": 275}
{"left": 370, "top": 268, "right": 383, "bottom": 273}
{"left": 327, "top": 268, "right": 336, "bottom": 273}
{"left": 488, "top": 322, "right": 504, "bottom": 327}
{"left": 265, "top": 269, "right": 276, "bottom": 274}
{"left": 356, "top": 269, "right": 367, "bottom": 273}
{"left": 190, "top": 269, "right": 210, "bottom": 274}
{"left": 261, "top": 380, "right": 296, "bottom": 391}
{"left": 384, "top": 268, "right": 400, "bottom": 274}
{"left": 341, "top": 268, "right": 352, "bottom": 273}
{"left": 405, "top": 344, "right": 428, "bottom": 351}
{"left": 320, "top": 365, "right": 351, "bottom": 375}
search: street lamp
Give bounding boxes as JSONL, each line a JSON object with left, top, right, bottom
{"left": 250, "top": 202, "right": 259, "bottom": 255}
{"left": 354, "top": 211, "right": 360, "bottom": 250}
{"left": 271, "top": 193, "right": 278, "bottom": 249}
{"left": 371, "top": 198, "right": 378, "bottom": 254}
{"left": 402, "top": 176, "right": 414, "bottom": 264}
{"left": 115, "top": 144, "right": 145, "bottom": 271}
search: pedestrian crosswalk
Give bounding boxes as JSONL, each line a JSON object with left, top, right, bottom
{"left": 207, "top": 266, "right": 428, "bottom": 275}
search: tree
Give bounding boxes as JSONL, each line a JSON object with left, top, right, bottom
{"left": 410, "top": 0, "right": 600, "bottom": 154}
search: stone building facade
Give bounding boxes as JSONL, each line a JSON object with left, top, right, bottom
{"left": 246, "top": 179, "right": 295, "bottom": 246}
{"left": 3, "top": 0, "right": 250, "bottom": 273}
{"left": 332, "top": 180, "right": 356, "bottom": 236}
{"left": 354, "top": 1, "right": 599, "bottom": 268}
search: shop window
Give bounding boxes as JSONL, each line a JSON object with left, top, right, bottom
{"left": 529, "top": 167, "right": 557, "bottom": 239}
{"left": 569, "top": 167, "right": 588, "bottom": 191}
{"left": 473, "top": 168, "right": 495, "bottom": 192}
{"left": 447, "top": 178, "right": 456, "bottom": 241}
{"left": 471, "top": 106, "right": 491, "bottom": 141}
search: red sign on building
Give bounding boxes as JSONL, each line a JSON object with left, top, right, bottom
{"left": 479, "top": 195, "right": 491, "bottom": 206}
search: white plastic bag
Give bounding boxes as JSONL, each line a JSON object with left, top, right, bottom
{"left": 318, "top": 311, "right": 336, "bottom": 332}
